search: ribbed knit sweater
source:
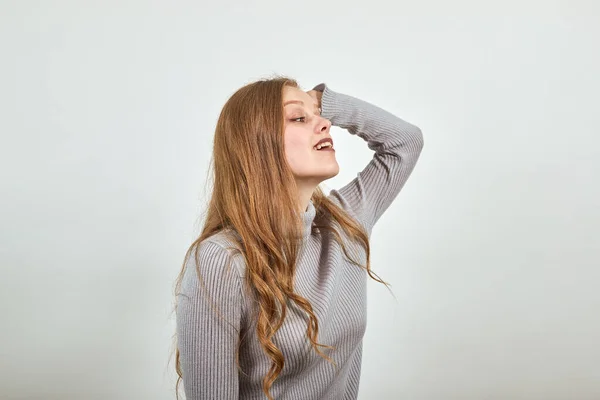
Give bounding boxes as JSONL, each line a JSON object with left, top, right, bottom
{"left": 176, "top": 83, "right": 424, "bottom": 399}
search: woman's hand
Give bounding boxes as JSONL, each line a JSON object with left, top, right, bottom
{"left": 306, "top": 89, "right": 323, "bottom": 113}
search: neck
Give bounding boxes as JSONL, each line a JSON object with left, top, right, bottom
{"left": 296, "top": 182, "right": 317, "bottom": 214}
{"left": 301, "top": 198, "right": 316, "bottom": 239}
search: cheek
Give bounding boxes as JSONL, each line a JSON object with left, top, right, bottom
{"left": 284, "top": 127, "right": 312, "bottom": 160}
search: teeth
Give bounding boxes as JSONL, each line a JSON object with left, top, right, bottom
{"left": 315, "top": 142, "right": 332, "bottom": 150}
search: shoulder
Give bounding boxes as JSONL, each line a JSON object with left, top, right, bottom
{"left": 326, "top": 189, "right": 372, "bottom": 238}
{"left": 203, "top": 229, "right": 247, "bottom": 276}
{"left": 180, "top": 233, "right": 246, "bottom": 296}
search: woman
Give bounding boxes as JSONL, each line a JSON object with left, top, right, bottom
{"left": 173, "top": 77, "right": 424, "bottom": 400}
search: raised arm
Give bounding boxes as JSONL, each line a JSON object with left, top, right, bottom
{"left": 314, "top": 83, "right": 424, "bottom": 236}
{"left": 176, "top": 240, "right": 242, "bottom": 399}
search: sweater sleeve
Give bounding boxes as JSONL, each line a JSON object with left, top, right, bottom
{"left": 176, "top": 240, "right": 242, "bottom": 400}
{"left": 313, "top": 83, "right": 424, "bottom": 236}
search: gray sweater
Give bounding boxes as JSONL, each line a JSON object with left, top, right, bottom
{"left": 176, "top": 83, "right": 424, "bottom": 399}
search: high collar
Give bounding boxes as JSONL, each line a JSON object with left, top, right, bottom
{"left": 301, "top": 199, "right": 316, "bottom": 239}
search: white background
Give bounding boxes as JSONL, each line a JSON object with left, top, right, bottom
{"left": 1, "top": 1, "right": 599, "bottom": 399}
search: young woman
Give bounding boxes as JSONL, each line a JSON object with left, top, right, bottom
{"left": 174, "top": 77, "right": 424, "bottom": 400}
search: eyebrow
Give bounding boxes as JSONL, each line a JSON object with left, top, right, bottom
{"left": 284, "top": 100, "right": 320, "bottom": 112}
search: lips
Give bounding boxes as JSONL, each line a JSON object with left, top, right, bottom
{"left": 313, "top": 137, "right": 334, "bottom": 152}
{"left": 314, "top": 137, "right": 333, "bottom": 147}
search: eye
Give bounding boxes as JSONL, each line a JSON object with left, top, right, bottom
{"left": 291, "top": 116, "right": 306, "bottom": 123}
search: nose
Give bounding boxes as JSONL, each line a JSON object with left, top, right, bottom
{"left": 317, "top": 117, "right": 331, "bottom": 133}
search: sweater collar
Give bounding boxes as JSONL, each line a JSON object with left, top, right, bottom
{"left": 301, "top": 199, "right": 316, "bottom": 239}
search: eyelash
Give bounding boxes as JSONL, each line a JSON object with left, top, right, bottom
{"left": 289, "top": 110, "right": 321, "bottom": 123}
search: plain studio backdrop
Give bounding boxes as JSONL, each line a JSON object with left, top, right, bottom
{"left": 1, "top": 1, "right": 599, "bottom": 399}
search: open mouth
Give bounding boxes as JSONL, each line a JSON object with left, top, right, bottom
{"left": 313, "top": 143, "right": 334, "bottom": 151}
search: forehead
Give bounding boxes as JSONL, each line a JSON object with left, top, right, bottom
{"left": 282, "top": 86, "right": 317, "bottom": 108}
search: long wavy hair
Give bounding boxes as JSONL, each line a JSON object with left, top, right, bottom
{"left": 172, "top": 76, "right": 390, "bottom": 400}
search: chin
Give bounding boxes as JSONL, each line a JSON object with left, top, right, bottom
{"left": 297, "top": 164, "right": 340, "bottom": 182}
{"left": 323, "top": 168, "right": 340, "bottom": 181}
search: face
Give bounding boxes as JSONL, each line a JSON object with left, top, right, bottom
{"left": 282, "top": 86, "right": 339, "bottom": 187}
